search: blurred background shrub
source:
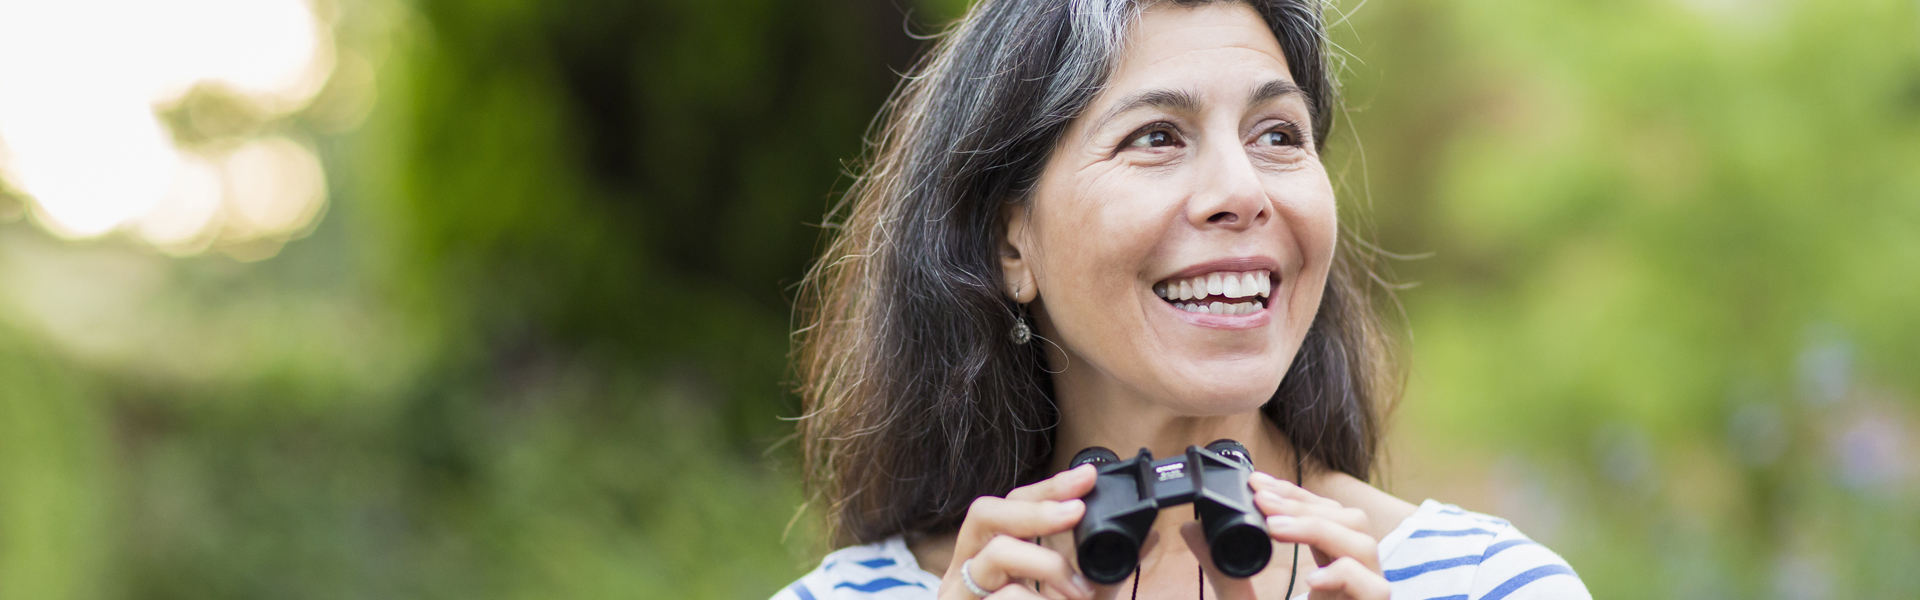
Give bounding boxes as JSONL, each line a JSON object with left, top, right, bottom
{"left": 0, "top": 0, "right": 1913, "bottom": 598}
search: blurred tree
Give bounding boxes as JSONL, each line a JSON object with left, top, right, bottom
{"left": 0, "top": 0, "right": 1912, "bottom": 599}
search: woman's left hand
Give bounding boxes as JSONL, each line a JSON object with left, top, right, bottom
{"left": 1180, "top": 471, "right": 1390, "bottom": 600}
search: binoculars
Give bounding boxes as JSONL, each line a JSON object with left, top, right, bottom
{"left": 1068, "top": 439, "right": 1271, "bottom": 584}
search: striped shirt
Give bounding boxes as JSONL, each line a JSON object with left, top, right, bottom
{"left": 771, "top": 500, "right": 1589, "bottom": 600}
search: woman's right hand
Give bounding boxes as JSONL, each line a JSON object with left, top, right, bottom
{"left": 938, "top": 464, "right": 1100, "bottom": 600}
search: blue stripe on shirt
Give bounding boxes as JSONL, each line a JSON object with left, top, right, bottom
{"left": 1479, "top": 564, "right": 1578, "bottom": 600}
{"left": 856, "top": 558, "right": 896, "bottom": 569}
{"left": 1409, "top": 528, "right": 1497, "bottom": 538}
{"left": 788, "top": 583, "right": 817, "bottom": 600}
{"left": 834, "top": 578, "right": 927, "bottom": 593}
{"left": 1388, "top": 555, "right": 1483, "bottom": 582}
{"left": 1481, "top": 539, "right": 1535, "bottom": 558}
{"left": 1385, "top": 540, "right": 1538, "bottom": 582}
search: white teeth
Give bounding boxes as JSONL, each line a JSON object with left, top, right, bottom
{"left": 1171, "top": 300, "right": 1260, "bottom": 316}
{"left": 1159, "top": 270, "right": 1275, "bottom": 311}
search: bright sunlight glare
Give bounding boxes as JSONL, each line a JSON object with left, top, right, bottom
{"left": 0, "top": 0, "right": 332, "bottom": 249}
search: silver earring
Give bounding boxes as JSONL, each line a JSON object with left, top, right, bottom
{"left": 1010, "top": 315, "right": 1032, "bottom": 345}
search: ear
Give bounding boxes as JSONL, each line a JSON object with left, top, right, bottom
{"left": 999, "top": 203, "right": 1038, "bottom": 304}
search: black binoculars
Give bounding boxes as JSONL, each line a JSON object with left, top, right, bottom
{"left": 1068, "top": 439, "right": 1271, "bottom": 584}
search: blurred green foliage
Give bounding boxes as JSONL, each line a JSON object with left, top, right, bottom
{"left": 0, "top": 0, "right": 1914, "bottom": 599}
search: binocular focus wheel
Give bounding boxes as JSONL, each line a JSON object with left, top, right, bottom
{"left": 1204, "top": 439, "right": 1252, "bottom": 465}
{"left": 1070, "top": 446, "right": 1121, "bottom": 469}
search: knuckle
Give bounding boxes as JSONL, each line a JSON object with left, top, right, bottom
{"left": 1338, "top": 507, "right": 1370, "bottom": 529}
{"left": 1038, "top": 547, "right": 1071, "bottom": 573}
{"left": 1299, "top": 515, "right": 1333, "bottom": 533}
{"left": 981, "top": 534, "right": 1016, "bottom": 554}
{"left": 1333, "top": 556, "right": 1367, "bottom": 572}
{"left": 970, "top": 496, "right": 1001, "bottom": 513}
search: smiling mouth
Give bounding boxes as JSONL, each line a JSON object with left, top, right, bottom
{"left": 1153, "top": 270, "right": 1273, "bottom": 316}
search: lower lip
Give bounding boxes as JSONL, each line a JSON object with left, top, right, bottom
{"left": 1160, "top": 298, "right": 1272, "bottom": 329}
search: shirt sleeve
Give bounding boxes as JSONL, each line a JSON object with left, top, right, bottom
{"left": 1464, "top": 525, "right": 1592, "bottom": 600}
{"left": 770, "top": 537, "right": 940, "bottom": 600}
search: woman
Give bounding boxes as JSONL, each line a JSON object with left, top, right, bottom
{"left": 779, "top": 1, "right": 1590, "bottom": 599}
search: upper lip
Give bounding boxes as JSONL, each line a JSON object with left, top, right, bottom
{"left": 1157, "top": 256, "right": 1282, "bottom": 283}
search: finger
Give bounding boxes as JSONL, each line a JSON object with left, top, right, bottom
{"left": 1249, "top": 472, "right": 1342, "bottom": 510}
{"left": 1007, "top": 464, "right": 1099, "bottom": 502}
{"left": 954, "top": 496, "right": 1086, "bottom": 559}
{"left": 1179, "top": 522, "right": 1260, "bottom": 600}
{"left": 1305, "top": 557, "right": 1391, "bottom": 600}
{"left": 963, "top": 536, "right": 1094, "bottom": 600}
{"left": 983, "top": 584, "right": 1049, "bottom": 600}
{"left": 1254, "top": 491, "right": 1371, "bottom": 534}
{"left": 1265, "top": 515, "right": 1382, "bottom": 571}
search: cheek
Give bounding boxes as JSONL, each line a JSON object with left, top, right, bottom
{"left": 1029, "top": 174, "right": 1167, "bottom": 333}
{"left": 1269, "top": 173, "right": 1338, "bottom": 341}
{"left": 1290, "top": 180, "right": 1336, "bottom": 257}
{"left": 1274, "top": 174, "right": 1338, "bottom": 269}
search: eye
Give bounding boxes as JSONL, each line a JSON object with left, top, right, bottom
{"left": 1125, "top": 124, "right": 1182, "bottom": 149}
{"left": 1253, "top": 120, "right": 1310, "bottom": 149}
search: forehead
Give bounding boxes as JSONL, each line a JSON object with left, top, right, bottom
{"left": 1106, "top": 2, "right": 1295, "bottom": 98}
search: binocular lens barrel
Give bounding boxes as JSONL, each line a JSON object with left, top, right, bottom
{"left": 1078, "top": 530, "right": 1141, "bottom": 584}
{"left": 1207, "top": 523, "right": 1272, "bottom": 578}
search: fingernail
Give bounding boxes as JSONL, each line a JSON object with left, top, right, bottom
{"left": 1070, "top": 574, "right": 1094, "bottom": 596}
{"left": 1250, "top": 471, "right": 1275, "bottom": 484}
{"left": 1267, "top": 515, "right": 1295, "bottom": 528}
{"left": 1307, "top": 569, "right": 1329, "bottom": 584}
{"left": 1050, "top": 499, "right": 1084, "bottom": 521}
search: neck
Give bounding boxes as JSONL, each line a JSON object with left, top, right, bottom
{"left": 1045, "top": 351, "right": 1303, "bottom": 480}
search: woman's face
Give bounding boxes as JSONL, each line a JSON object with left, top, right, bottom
{"left": 1007, "top": 2, "right": 1336, "bottom": 415}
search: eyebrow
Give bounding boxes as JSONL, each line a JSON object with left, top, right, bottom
{"left": 1087, "top": 80, "right": 1306, "bottom": 136}
{"left": 1248, "top": 79, "right": 1304, "bottom": 106}
{"left": 1090, "top": 87, "right": 1202, "bottom": 132}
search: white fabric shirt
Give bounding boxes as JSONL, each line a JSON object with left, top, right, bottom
{"left": 771, "top": 500, "right": 1591, "bottom": 600}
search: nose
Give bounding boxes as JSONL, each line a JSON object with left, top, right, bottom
{"left": 1185, "top": 145, "right": 1270, "bottom": 231}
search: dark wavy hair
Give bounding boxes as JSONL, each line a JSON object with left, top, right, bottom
{"left": 794, "top": 0, "right": 1393, "bottom": 547}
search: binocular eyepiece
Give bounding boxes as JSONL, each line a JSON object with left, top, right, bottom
{"left": 1069, "top": 439, "right": 1271, "bottom": 584}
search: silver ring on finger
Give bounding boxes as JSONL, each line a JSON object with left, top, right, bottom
{"left": 960, "top": 558, "right": 993, "bottom": 597}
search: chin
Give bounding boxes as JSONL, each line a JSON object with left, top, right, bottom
{"left": 1158, "top": 362, "right": 1286, "bottom": 416}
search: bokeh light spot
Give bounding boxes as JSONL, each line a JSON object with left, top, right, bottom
{"left": 0, "top": 0, "right": 333, "bottom": 250}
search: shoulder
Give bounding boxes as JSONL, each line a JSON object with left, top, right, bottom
{"left": 1375, "top": 501, "right": 1592, "bottom": 600}
{"left": 771, "top": 536, "right": 942, "bottom": 600}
